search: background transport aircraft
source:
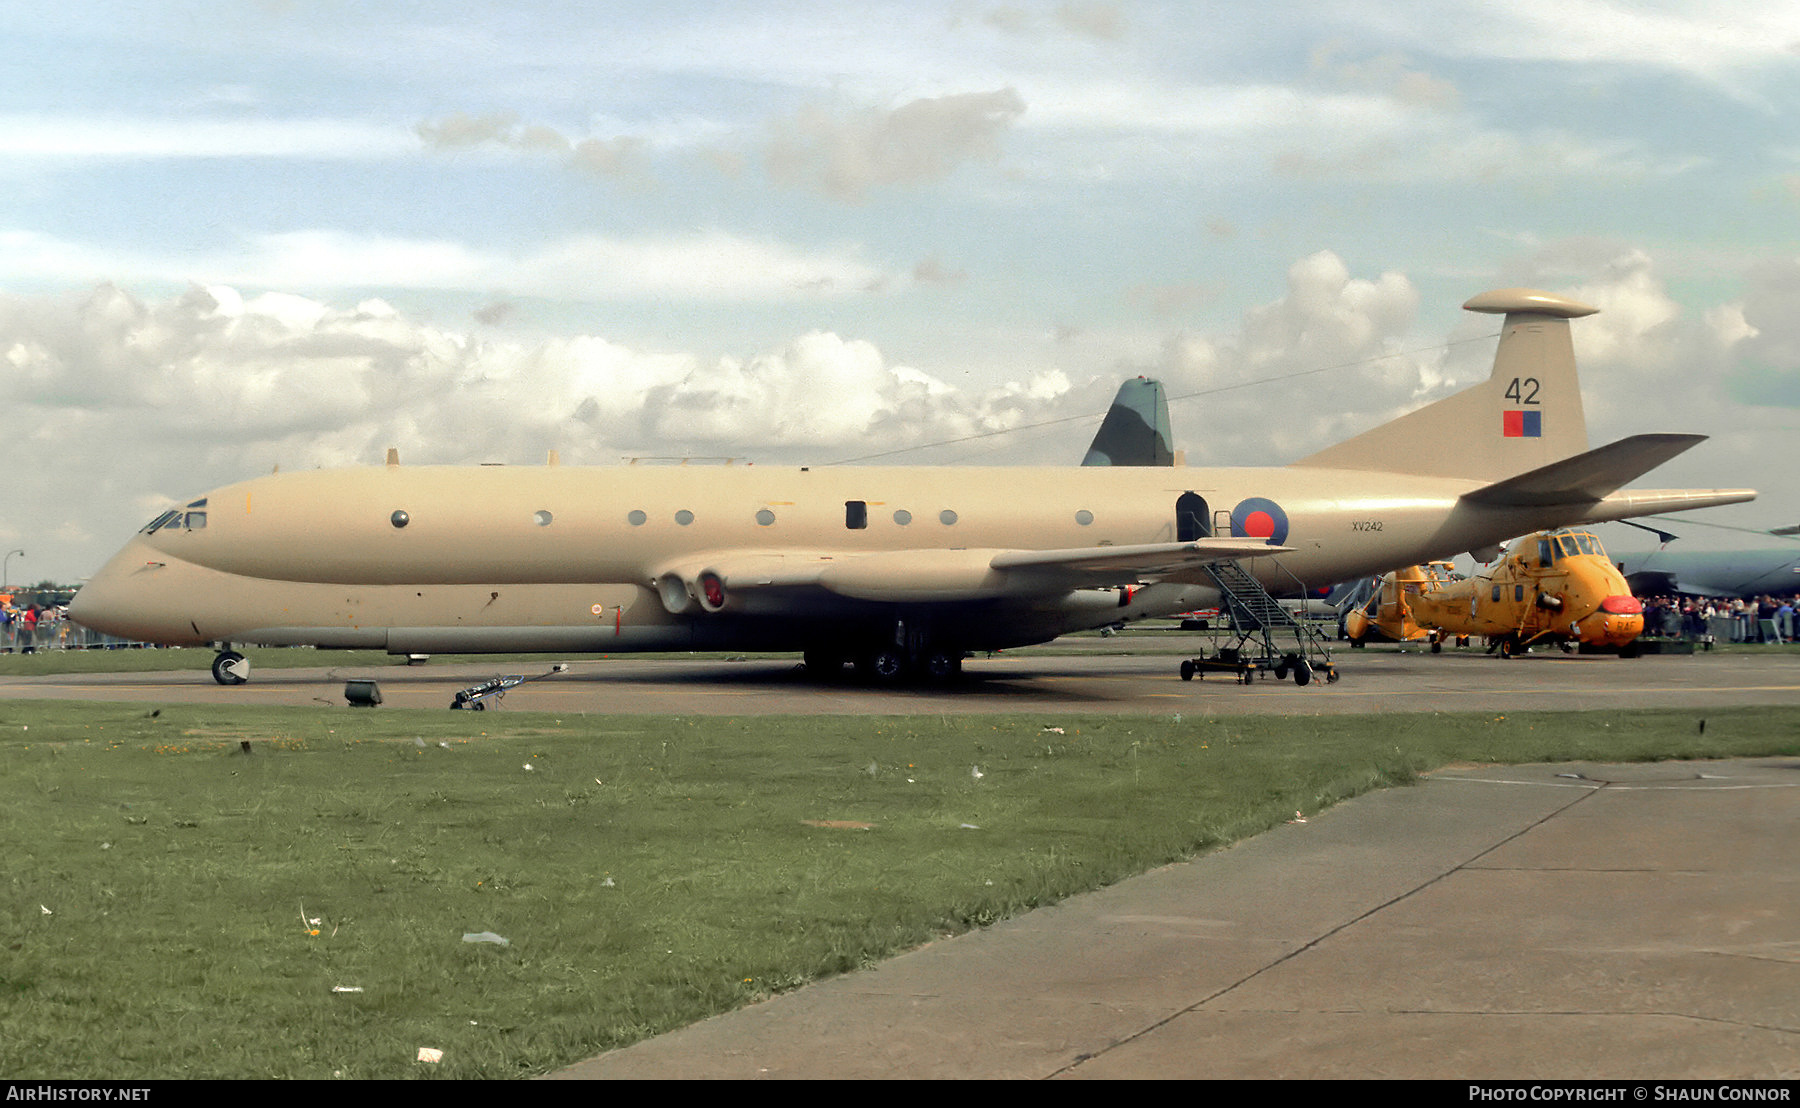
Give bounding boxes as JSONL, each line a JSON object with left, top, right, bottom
{"left": 69, "top": 287, "right": 1754, "bottom": 686}
{"left": 1614, "top": 545, "right": 1800, "bottom": 599}
{"left": 1345, "top": 529, "right": 1646, "bottom": 657}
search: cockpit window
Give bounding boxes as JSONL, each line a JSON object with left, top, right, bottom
{"left": 140, "top": 507, "right": 207, "bottom": 532}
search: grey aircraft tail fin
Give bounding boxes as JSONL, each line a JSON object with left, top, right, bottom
{"left": 1292, "top": 288, "right": 1596, "bottom": 482}
{"left": 1083, "top": 376, "right": 1175, "bottom": 466}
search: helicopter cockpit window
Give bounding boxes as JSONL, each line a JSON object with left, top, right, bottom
{"left": 1539, "top": 538, "right": 1556, "bottom": 565}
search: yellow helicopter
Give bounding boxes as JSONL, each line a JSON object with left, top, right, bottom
{"left": 1344, "top": 529, "right": 1645, "bottom": 657}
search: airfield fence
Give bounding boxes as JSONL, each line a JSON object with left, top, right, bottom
{"left": 1, "top": 618, "right": 145, "bottom": 653}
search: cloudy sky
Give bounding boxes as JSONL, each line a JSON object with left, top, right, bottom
{"left": 4, "top": 0, "right": 1798, "bottom": 584}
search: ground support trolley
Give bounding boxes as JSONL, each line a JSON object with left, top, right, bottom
{"left": 1178, "top": 559, "right": 1340, "bottom": 687}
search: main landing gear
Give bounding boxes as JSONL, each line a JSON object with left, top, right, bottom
{"left": 211, "top": 649, "right": 250, "bottom": 686}
{"left": 804, "top": 643, "right": 965, "bottom": 685}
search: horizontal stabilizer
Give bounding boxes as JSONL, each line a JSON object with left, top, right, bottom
{"left": 1577, "top": 487, "right": 1758, "bottom": 524}
{"left": 1460, "top": 434, "right": 1708, "bottom": 508}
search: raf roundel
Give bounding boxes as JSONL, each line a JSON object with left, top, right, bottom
{"left": 1229, "top": 497, "right": 1289, "bottom": 546}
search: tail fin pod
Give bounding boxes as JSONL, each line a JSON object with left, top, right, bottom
{"left": 1292, "top": 288, "right": 1595, "bottom": 481}
{"left": 1083, "top": 376, "right": 1176, "bottom": 466}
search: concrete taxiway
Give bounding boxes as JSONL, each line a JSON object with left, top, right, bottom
{"left": 5, "top": 642, "right": 1798, "bottom": 1078}
{"left": 550, "top": 755, "right": 1800, "bottom": 1080}
{"left": 4, "top": 642, "right": 1800, "bottom": 718}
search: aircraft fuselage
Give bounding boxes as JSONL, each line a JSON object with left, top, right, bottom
{"left": 72, "top": 461, "right": 1594, "bottom": 656}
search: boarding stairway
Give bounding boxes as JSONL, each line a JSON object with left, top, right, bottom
{"left": 1179, "top": 559, "right": 1338, "bottom": 686}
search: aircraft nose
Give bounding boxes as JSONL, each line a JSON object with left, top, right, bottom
{"left": 68, "top": 538, "right": 207, "bottom": 646}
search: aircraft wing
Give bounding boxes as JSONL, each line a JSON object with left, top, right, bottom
{"left": 664, "top": 538, "right": 1290, "bottom": 607}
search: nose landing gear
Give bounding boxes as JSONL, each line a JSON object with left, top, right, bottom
{"left": 211, "top": 649, "right": 250, "bottom": 685}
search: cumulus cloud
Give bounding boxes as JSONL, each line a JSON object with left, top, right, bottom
{"left": 415, "top": 111, "right": 649, "bottom": 180}
{"left": 765, "top": 88, "right": 1027, "bottom": 202}
{"left": 1142, "top": 252, "right": 1431, "bottom": 464}
{"left": 1722, "top": 259, "right": 1800, "bottom": 408}
{"left": 1308, "top": 42, "right": 1460, "bottom": 111}
{"left": 973, "top": 3, "right": 1126, "bottom": 41}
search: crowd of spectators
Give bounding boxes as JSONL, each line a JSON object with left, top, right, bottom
{"left": 1637, "top": 594, "right": 1797, "bottom": 644}
{"left": 0, "top": 595, "right": 70, "bottom": 653}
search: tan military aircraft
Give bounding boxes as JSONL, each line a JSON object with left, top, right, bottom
{"left": 69, "top": 288, "right": 1753, "bottom": 686}
{"left": 1345, "top": 529, "right": 1646, "bottom": 656}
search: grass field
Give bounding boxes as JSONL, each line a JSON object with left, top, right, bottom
{"left": 3, "top": 692, "right": 1794, "bottom": 1079}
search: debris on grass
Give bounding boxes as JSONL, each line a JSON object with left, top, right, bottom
{"left": 462, "top": 931, "right": 510, "bottom": 946}
{"left": 416, "top": 1047, "right": 443, "bottom": 1064}
{"left": 331, "top": 986, "right": 363, "bottom": 993}
{"left": 801, "top": 820, "right": 873, "bottom": 830}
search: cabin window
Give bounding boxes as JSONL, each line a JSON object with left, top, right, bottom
{"left": 755, "top": 508, "right": 776, "bottom": 526}
{"left": 1515, "top": 585, "right": 1525, "bottom": 602}
{"left": 627, "top": 510, "right": 647, "bottom": 526}
{"left": 534, "top": 510, "right": 553, "bottom": 527}
{"left": 892, "top": 509, "right": 912, "bottom": 526}
{"left": 1492, "top": 585, "right": 1501, "bottom": 603}
{"left": 674, "top": 509, "right": 694, "bottom": 526}
{"left": 1075, "top": 509, "right": 1094, "bottom": 526}
{"left": 939, "top": 509, "right": 958, "bottom": 526}
{"left": 845, "top": 501, "right": 868, "bottom": 530}
{"left": 390, "top": 510, "right": 410, "bottom": 529}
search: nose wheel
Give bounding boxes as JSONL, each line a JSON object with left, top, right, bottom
{"left": 211, "top": 650, "right": 250, "bottom": 685}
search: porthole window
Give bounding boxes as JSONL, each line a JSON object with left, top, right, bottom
{"left": 939, "top": 509, "right": 958, "bottom": 526}
{"left": 755, "top": 508, "right": 776, "bottom": 526}
{"left": 534, "top": 510, "right": 553, "bottom": 527}
{"left": 1075, "top": 509, "right": 1094, "bottom": 526}
{"left": 390, "top": 510, "right": 410, "bottom": 529}
{"left": 893, "top": 509, "right": 912, "bottom": 525}
{"left": 675, "top": 509, "right": 694, "bottom": 526}
{"left": 627, "top": 509, "right": 647, "bottom": 526}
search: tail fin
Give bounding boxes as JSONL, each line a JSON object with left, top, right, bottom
{"left": 1082, "top": 377, "right": 1175, "bottom": 466}
{"left": 1292, "top": 288, "right": 1595, "bottom": 481}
